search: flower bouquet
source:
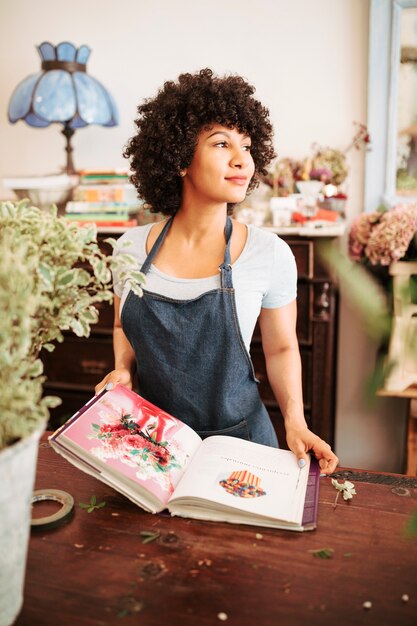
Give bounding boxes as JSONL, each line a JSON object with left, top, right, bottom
{"left": 265, "top": 123, "right": 371, "bottom": 215}
{"left": 348, "top": 205, "right": 417, "bottom": 266}
{"left": 348, "top": 204, "right": 417, "bottom": 391}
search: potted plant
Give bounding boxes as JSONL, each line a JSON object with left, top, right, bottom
{"left": 0, "top": 200, "right": 144, "bottom": 626}
{"left": 348, "top": 203, "right": 417, "bottom": 391}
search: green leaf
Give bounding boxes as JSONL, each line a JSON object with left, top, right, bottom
{"left": 41, "top": 395, "right": 62, "bottom": 409}
{"left": 79, "top": 494, "right": 106, "bottom": 513}
{"left": 69, "top": 319, "right": 85, "bottom": 337}
{"left": 57, "top": 270, "right": 75, "bottom": 286}
{"left": 139, "top": 530, "right": 160, "bottom": 544}
{"left": 103, "top": 237, "right": 118, "bottom": 248}
{"left": 309, "top": 548, "right": 334, "bottom": 559}
{"left": 42, "top": 342, "right": 55, "bottom": 352}
{"left": 26, "top": 359, "right": 43, "bottom": 378}
{"left": 38, "top": 263, "right": 53, "bottom": 290}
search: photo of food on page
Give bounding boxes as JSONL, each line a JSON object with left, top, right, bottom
{"left": 61, "top": 385, "right": 201, "bottom": 502}
{"left": 172, "top": 436, "right": 308, "bottom": 522}
{"left": 218, "top": 470, "right": 267, "bottom": 498}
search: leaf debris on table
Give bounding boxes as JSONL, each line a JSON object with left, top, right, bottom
{"left": 140, "top": 530, "right": 160, "bottom": 544}
{"left": 79, "top": 495, "right": 106, "bottom": 513}
{"left": 331, "top": 479, "right": 357, "bottom": 508}
{"left": 309, "top": 548, "right": 334, "bottom": 559}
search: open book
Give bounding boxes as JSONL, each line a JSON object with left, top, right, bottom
{"left": 49, "top": 384, "right": 320, "bottom": 531}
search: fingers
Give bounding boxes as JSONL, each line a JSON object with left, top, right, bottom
{"left": 289, "top": 432, "right": 339, "bottom": 475}
{"left": 313, "top": 442, "right": 339, "bottom": 475}
{"left": 95, "top": 377, "right": 111, "bottom": 395}
{"left": 95, "top": 369, "right": 133, "bottom": 395}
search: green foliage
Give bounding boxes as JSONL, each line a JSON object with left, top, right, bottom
{"left": 79, "top": 494, "right": 106, "bottom": 513}
{"left": 318, "top": 240, "right": 392, "bottom": 343}
{"left": 309, "top": 548, "right": 334, "bottom": 559}
{"left": 139, "top": 530, "right": 160, "bottom": 544}
{"left": 0, "top": 200, "right": 145, "bottom": 449}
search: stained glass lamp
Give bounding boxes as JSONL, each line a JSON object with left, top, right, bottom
{"left": 8, "top": 41, "right": 118, "bottom": 174}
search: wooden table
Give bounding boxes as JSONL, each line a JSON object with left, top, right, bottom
{"left": 15, "top": 435, "right": 417, "bottom": 626}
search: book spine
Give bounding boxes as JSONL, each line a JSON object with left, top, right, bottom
{"left": 66, "top": 201, "right": 138, "bottom": 213}
{"left": 65, "top": 213, "right": 132, "bottom": 221}
{"left": 301, "top": 457, "right": 320, "bottom": 528}
{"left": 73, "top": 185, "right": 137, "bottom": 203}
{"left": 67, "top": 219, "right": 138, "bottom": 227}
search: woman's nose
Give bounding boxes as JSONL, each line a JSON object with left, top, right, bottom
{"left": 230, "top": 147, "right": 249, "bottom": 168}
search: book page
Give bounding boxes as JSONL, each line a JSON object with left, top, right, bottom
{"left": 56, "top": 385, "right": 202, "bottom": 507}
{"left": 170, "top": 436, "right": 309, "bottom": 523}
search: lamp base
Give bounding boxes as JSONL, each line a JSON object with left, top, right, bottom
{"left": 62, "top": 124, "right": 76, "bottom": 175}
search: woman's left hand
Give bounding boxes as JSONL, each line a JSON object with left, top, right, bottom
{"left": 286, "top": 426, "right": 339, "bottom": 475}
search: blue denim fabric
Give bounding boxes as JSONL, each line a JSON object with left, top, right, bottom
{"left": 121, "top": 216, "right": 278, "bottom": 448}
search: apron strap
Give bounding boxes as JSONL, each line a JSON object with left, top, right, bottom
{"left": 140, "top": 214, "right": 234, "bottom": 288}
{"left": 140, "top": 217, "right": 173, "bottom": 274}
{"left": 219, "top": 216, "right": 233, "bottom": 288}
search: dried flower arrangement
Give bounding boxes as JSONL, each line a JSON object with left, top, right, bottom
{"left": 348, "top": 204, "right": 417, "bottom": 266}
{"left": 265, "top": 122, "right": 371, "bottom": 198}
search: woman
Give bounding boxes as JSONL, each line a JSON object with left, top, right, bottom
{"left": 96, "top": 68, "right": 338, "bottom": 475}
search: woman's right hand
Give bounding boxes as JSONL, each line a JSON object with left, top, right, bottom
{"left": 95, "top": 368, "right": 133, "bottom": 395}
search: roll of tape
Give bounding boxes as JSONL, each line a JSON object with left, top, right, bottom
{"left": 31, "top": 489, "right": 74, "bottom": 530}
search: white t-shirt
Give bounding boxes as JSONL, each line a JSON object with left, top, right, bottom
{"left": 113, "top": 222, "right": 297, "bottom": 351}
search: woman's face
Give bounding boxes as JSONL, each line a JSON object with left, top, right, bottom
{"left": 182, "top": 124, "right": 255, "bottom": 207}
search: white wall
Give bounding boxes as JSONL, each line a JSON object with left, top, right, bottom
{"left": 1, "top": 0, "right": 405, "bottom": 471}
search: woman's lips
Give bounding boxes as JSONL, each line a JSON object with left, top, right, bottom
{"left": 225, "top": 177, "right": 247, "bottom": 186}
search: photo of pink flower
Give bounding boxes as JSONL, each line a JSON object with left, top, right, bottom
{"left": 89, "top": 410, "right": 182, "bottom": 488}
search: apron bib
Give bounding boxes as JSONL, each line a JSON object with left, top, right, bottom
{"left": 121, "top": 216, "right": 278, "bottom": 447}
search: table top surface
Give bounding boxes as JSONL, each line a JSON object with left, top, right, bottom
{"left": 15, "top": 436, "right": 417, "bottom": 626}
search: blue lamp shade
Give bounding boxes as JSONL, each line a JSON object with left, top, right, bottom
{"left": 8, "top": 42, "right": 118, "bottom": 128}
{"left": 8, "top": 42, "right": 118, "bottom": 174}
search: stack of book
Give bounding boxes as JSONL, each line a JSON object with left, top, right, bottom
{"left": 65, "top": 170, "right": 140, "bottom": 228}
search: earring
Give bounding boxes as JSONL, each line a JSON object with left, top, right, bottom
{"left": 179, "top": 170, "right": 186, "bottom": 177}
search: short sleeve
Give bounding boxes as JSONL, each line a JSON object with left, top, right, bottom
{"left": 110, "top": 226, "right": 148, "bottom": 298}
{"left": 261, "top": 236, "right": 297, "bottom": 308}
{"left": 112, "top": 239, "right": 125, "bottom": 298}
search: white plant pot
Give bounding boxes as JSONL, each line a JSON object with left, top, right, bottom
{"left": 0, "top": 425, "right": 45, "bottom": 626}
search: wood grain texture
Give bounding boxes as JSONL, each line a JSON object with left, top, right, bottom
{"left": 14, "top": 436, "right": 417, "bottom": 626}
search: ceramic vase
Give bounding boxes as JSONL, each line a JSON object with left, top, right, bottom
{"left": 0, "top": 425, "right": 44, "bottom": 626}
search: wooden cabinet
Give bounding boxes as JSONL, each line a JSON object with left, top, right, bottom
{"left": 251, "top": 236, "right": 338, "bottom": 448}
{"left": 44, "top": 233, "right": 338, "bottom": 448}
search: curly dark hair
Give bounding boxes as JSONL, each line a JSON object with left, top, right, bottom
{"left": 123, "top": 68, "right": 275, "bottom": 216}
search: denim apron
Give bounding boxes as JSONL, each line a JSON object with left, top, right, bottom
{"left": 121, "top": 216, "right": 278, "bottom": 447}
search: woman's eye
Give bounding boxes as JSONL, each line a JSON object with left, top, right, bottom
{"left": 215, "top": 141, "right": 228, "bottom": 148}
{"left": 243, "top": 145, "right": 252, "bottom": 151}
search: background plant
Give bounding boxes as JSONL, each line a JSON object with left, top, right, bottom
{"left": 348, "top": 204, "right": 417, "bottom": 267}
{"left": 265, "top": 122, "right": 371, "bottom": 195}
{"left": 0, "top": 200, "right": 144, "bottom": 449}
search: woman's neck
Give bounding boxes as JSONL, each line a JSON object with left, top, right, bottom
{"left": 173, "top": 203, "right": 229, "bottom": 242}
